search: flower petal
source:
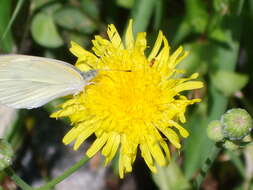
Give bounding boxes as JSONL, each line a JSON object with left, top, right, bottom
{"left": 134, "top": 32, "right": 147, "bottom": 53}
{"left": 140, "top": 143, "right": 157, "bottom": 172}
{"left": 125, "top": 19, "right": 134, "bottom": 49}
{"left": 148, "top": 31, "right": 164, "bottom": 61}
{"left": 168, "top": 120, "right": 189, "bottom": 138}
{"left": 173, "top": 81, "right": 204, "bottom": 93}
{"left": 86, "top": 132, "right": 109, "bottom": 157}
{"left": 107, "top": 24, "right": 124, "bottom": 49}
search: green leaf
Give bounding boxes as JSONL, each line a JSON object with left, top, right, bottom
{"left": 81, "top": 0, "right": 100, "bottom": 20}
{"left": 41, "top": 3, "right": 62, "bottom": 15}
{"left": 117, "top": 0, "right": 135, "bottom": 9}
{"left": 250, "top": 0, "right": 253, "bottom": 17}
{"left": 185, "top": 0, "right": 209, "bottom": 33}
{"left": 211, "top": 71, "right": 249, "bottom": 96}
{"left": 229, "top": 0, "right": 245, "bottom": 15}
{"left": 242, "top": 0, "right": 253, "bottom": 76}
{"left": 213, "top": 0, "right": 230, "bottom": 14}
{"left": 31, "top": 12, "right": 63, "bottom": 48}
{"left": 68, "top": 32, "right": 90, "bottom": 48}
{"left": 153, "top": 160, "right": 191, "bottom": 190}
{"left": 177, "top": 42, "right": 209, "bottom": 75}
{"left": 0, "top": 139, "right": 14, "bottom": 170}
{"left": 183, "top": 12, "right": 243, "bottom": 179}
{"left": 30, "top": 0, "right": 55, "bottom": 12}
{"left": 170, "top": 18, "right": 192, "bottom": 46}
{"left": 153, "top": 0, "right": 163, "bottom": 30}
{"left": 131, "top": 0, "right": 156, "bottom": 34}
{"left": 54, "top": 7, "right": 97, "bottom": 34}
{"left": 0, "top": 0, "right": 13, "bottom": 52}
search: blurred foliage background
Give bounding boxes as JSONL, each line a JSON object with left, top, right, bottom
{"left": 0, "top": 0, "right": 253, "bottom": 189}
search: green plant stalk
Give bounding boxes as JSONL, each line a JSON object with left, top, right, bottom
{"left": 193, "top": 146, "right": 221, "bottom": 189}
{"left": 4, "top": 167, "right": 33, "bottom": 190}
{"left": 36, "top": 155, "right": 90, "bottom": 190}
{"left": 227, "top": 150, "right": 245, "bottom": 178}
{"left": 4, "top": 156, "right": 90, "bottom": 190}
{"left": 1, "top": 0, "right": 25, "bottom": 40}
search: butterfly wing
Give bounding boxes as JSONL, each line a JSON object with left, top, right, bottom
{"left": 0, "top": 55, "right": 86, "bottom": 109}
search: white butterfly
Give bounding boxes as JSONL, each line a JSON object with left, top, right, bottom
{"left": 0, "top": 54, "right": 97, "bottom": 109}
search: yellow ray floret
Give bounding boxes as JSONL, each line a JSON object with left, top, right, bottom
{"left": 51, "top": 20, "right": 203, "bottom": 178}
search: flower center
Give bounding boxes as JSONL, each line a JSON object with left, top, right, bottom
{"left": 84, "top": 64, "right": 164, "bottom": 127}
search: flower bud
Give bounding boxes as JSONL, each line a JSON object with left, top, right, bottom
{"left": 207, "top": 120, "right": 224, "bottom": 142}
{"left": 223, "top": 140, "right": 239, "bottom": 151}
{"left": 222, "top": 108, "right": 253, "bottom": 140}
{"left": 0, "top": 139, "right": 14, "bottom": 170}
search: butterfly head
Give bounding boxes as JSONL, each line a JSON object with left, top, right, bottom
{"left": 81, "top": 70, "right": 98, "bottom": 81}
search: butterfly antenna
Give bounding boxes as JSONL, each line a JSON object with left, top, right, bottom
{"left": 81, "top": 63, "right": 131, "bottom": 72}
{"left": 97, "top": 69, "right": 132, "bottom": 72}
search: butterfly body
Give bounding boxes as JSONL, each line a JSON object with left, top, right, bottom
{"left": 0, "top": 54, "right": 96, "bottom": 109}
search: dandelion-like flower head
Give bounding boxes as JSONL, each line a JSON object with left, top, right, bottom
{"left": 51, "top": 20, "right": 203, "bottom": 178}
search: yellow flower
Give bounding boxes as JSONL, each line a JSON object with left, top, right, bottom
{"left": 51, "top": 20, "right": 203, "bottom": 178}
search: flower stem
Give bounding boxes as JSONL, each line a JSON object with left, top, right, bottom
{"left": 193, "top": 146, "right": 221, "bottom": 189}
{"left": 4, "top": 156, "right": 90, "bottom": 190}
{"left": 4, "top": 167, "right": 33, "bottom": 190}
{"left": 36, "top": 155, "right": 90, "bottom": 190}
